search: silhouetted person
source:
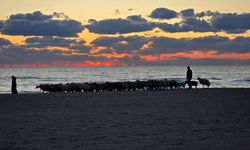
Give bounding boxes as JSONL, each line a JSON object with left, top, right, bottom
{"left": 11, "top": 76, "right": 18, "bottom": 94}
{"left": 186, "top": 66, "right": 193, "bottom": 89}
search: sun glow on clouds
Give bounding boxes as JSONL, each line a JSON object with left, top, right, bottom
{"left": 141, "top": 51, "right": 250, "bottom": 61}
{"left": 1, "top": 8, "right": 250, "bottom": 66}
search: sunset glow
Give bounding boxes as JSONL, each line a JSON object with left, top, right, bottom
{"left": 0, "top": 0, "right": 250, "bottom": 66}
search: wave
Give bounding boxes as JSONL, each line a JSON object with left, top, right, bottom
{"left": 210, "top": 77, "right": 222, "bottom": 80}
{"left": 17, "top": 76, "right": 43, "bottom": 79}
{"left": 231, "top": 79, "right": 250, "bottom": 83}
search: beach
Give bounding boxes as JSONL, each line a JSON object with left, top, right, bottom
{"left": 0, "top": 88, "right": 250, "bottom": 150}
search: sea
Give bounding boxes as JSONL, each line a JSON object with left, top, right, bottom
{"left": 0, "top": 66, "right": 250, "bottom": 93}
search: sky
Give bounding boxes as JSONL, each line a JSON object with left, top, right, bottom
{"left": 0, "top": 0, "right": 250, "bottom": 67}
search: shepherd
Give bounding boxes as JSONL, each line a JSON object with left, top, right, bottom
{"left": 186, "top": 66, "right": 193, "bottom": 89}
{"left": 11, "top": 76, "right": 18, "bottom": 94}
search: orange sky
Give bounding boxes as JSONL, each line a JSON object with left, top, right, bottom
{"left": 0, "top": 1, "right": 250, "bottom": 66}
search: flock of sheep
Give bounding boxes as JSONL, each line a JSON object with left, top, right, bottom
{"left": 36, "top": 78, "right": 210, "bottom": 93}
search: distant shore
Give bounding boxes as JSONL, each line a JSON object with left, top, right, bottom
{"left": 1, "top": 88, "right": 250, "bottom": 149}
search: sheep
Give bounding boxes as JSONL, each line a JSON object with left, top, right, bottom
{"left": 185, "top": 81, "right": 198, "bottom": 89}
{"left": 197, "top": 77, "right": 210, "bottom": 88}
{"left": 36, "top": 84, "right": 49, "bottom": 93}
{"left": 190, "top": 81, "right": 198, "bottom": 88}
{"left": 177, "top": 82, "right": 186, "bottom": 89}
{"left": 36, "top": 78, "right": 204, "bottom": 93}
{"left": 168, "top": 80, "right": 179, "bottom": 90}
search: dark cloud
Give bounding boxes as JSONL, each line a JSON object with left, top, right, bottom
{"left": 0, "top": 11, "right": 84, "bottom": 37}
{"left": 113, "top": 55, "right": 143, "bottom": 66}
{"left": 180, "top": 9, "right": 195, "bottom": 17}
{"left": 95, "top": 48, "right": 114, "bottom": 54}
{"left": 1, "top": 43, "right": 248, "bottom": 66}
{"left": 154, "top": 12, "right": 250, "bottom": 33}
{"left": 91, "top": 36, "right": 148, "bottom": 53}
{"left": 85, "top": 8, "right": 250, "bottom": 34}
{"left": 141, "top": 57, "right": 250, "bottom": 66}
{"left": 92, "top": 35, "right": 250, "bottom": 55}
{"left": 211, "top": 13, "right": 250, "bottom": 33}
{"left": 0, "top": 21, "right": 3, "bottom": 29}
{"left": 0, "top": 38, "right": 12, "bottom": 46}
{"left": 153, "top": 22, "right": 184, "bottom": 33}
{"left": 150, "top": 8, "right": 250, "bottom": 34}
{"left": 196, "top": 11, "right": 218, "bottom": 17}
{"left": 154, "top": 17, "right": 214, "bottom": 33}
{"left": 181, "top": 18, "right": 215, "bottom": 32}
{"left": 86, "top": 17, "right": 153, "bottom": 34}
{"left": 24, "top": 36, "right": 89, "bottom": 52}
{"left": 138, "top": 36, "right": 250, "bottom": 54}
{"left": 25, "top": 36, "right": 84, "bottom": 48}
{"left": 127, "top": 15, "right": 147, "bottom": 22}
{"left": 0, "top": 44, "right": 107, "bottom": 65}
{"left": 1, "top": 35, "right": 249, "bottom": 66}
{"left": 1, "top": 9, "right": 250, "bottom": 36}
{"left": 0, "top": 45, "right": 62, "bottom": 64}
{"left": 149, "top": 8, "right": 178, "bottom": 19}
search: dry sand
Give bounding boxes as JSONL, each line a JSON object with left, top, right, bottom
{"left": 0, "top": 88, "right": 250, "bottom": 150}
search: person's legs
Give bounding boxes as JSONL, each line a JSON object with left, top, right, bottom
{"left": 11, "top": 88, "right": 18, "bottom": 94}
{"left": 188, "top": 80, "right": 192, "bottom": 89}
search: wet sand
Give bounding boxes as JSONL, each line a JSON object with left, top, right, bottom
{"left": 0, "top": 88, "right": 250, "bottom": 150}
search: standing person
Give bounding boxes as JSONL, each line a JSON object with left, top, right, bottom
{"left": 186, "top": 66, "right": 193, "bottom": 89}
{"left": 11, "top": 76, "right": 18, "bottom": 94}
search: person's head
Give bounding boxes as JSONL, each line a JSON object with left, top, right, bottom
{"left": 11, "top": 76, "right": 16, "bottom": 80}
{"left": 187, "top": 66, "right": 190, "bottom": 70}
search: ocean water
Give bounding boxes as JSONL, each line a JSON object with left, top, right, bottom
{"left": 0, "top": 66, "right": 249, "bottom": 93}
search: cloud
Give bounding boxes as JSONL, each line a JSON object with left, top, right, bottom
{"left": 140, "top": 57, "right": 250, "bottom": 66}
{"left": 0, "top": 45, "right": 61, "bottom": 64}
{"left": 153, "top": 17, "right": 214, "bottom": 33}
{"left": 180, "top": 9, "right": 195, "bottom": 17}
{"left": 0, "top": 44, "right": 107, "bottom": 65}
{"left": 0, "top": 21, "right": 3, "bottom": 29}
{"left": 113, "top": 55, "right": 143, "bottom": 66}
{"left": 92, "top": 35, "right": 250, "bottom": 55}
{"left": 1, "top": 9, "right": 250, "bottom": 36}
{"left": 138, "top": 36, "right": 250, "bottom": 54}
{"left": 0, "top": 38, "right": 12, "bottom": 46}
{"left": 25, "top": 36, "right": 90, "bottom": 52}
{"left": 181, "top": 18, "right": 215, "bottom": 32}
{"left": 1, "top": 35, "right": 250, "bottom": 66}
{"left": 149, "top": 8, "right": 178, "bottom": 19}
{"left": 91, "top": 36, "right": 148, "bottom": 53}
{"left": 196, "top": 11, "right": 218, "bottom": 17}
{"left": 95, "top": 48, "right": 114, "bottom": 54}
{"left": 150, "top": 8, "right": 250, "bottom": 34}
{"left": 211, "top": 13, "right": 250, "bottom": 33}
{"left": 86, "top": 16, "right": 153, "bottom": 34}
{"left": 0, "top": 11, "right": 84, "bottom": 37}
{"left": 0, "top": 36, "right": 94, "bottom": 65}
{"left": 127, "top": 15, "right": 147, "bottom": 22}
{"left": 86, "top": 8, "right": 250, "bottom": 34}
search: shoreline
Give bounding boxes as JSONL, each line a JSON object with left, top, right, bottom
{"left": 0, "top": 87, "right": 250, "bottom": 95}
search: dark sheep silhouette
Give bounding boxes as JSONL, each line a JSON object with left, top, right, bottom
{"left": 169, "top": 80, "right": 179, "bottom": 90}
{"left": 185, "top": 81, "right": 198, "bottom": 88}
{"left": 177, "top": 81, "right": 186, "bottom": 89}
{"left": 197, "top": 77, "right": 210, "bottom": 88}
{"left": 36, "top": 79, "right": 201, "bottom": 93}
